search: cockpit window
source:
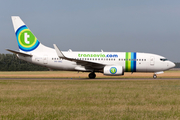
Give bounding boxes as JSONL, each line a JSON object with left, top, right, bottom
{"left": 160, "top": 58, "right": 168, "bottom": 61}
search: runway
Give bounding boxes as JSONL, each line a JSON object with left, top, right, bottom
{"left": 0, "top": 78, "right": 179, "bottom": 80}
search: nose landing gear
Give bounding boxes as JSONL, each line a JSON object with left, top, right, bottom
{"left": 89, "top": 72, "right": 96, "bottom": 79}
{"left": 153, "top": 74, "right": 157, "bottom": 79}
{"left": 153, "top": 71, "right": 164, "bottom": 79}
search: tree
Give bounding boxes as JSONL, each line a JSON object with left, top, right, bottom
{"left": 0, "top": 54, "right": 48, "bottom": 71}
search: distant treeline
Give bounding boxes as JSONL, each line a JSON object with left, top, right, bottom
{"left": 0, "top": 54, "right": 48, "bottom": 71}
{"left": 0, "top": 54, "right": 179, "bottom": 71}
{"left": 175, "top": 63, "right": 180, "bottom": 68}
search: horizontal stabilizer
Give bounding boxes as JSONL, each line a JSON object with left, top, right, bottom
{"left": 6, "top": 49, "right": 32, "bottom": 57}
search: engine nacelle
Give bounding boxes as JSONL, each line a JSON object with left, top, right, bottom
{"left": 103, "top": 66, "right": 124, "bottom": 76}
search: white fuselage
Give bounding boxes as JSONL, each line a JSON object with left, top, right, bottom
{"left": 17, "top": 48, "right": 175, "bottom": 73}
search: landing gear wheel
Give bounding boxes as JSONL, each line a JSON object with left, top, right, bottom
{"left": 153, "top": 74, "right": 157, "bottom": 79}
{"left": 89, "top": 72, "right": 96, "bottom": 79}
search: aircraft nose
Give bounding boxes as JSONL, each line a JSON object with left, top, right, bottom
{"left": 169, "top": 61, "right": 175, "bottom": 69}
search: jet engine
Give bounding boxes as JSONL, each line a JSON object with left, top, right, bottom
{"left": 103, "top": 66, "right": 124, "bottom": 76}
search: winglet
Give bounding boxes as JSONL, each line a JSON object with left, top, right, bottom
{"left": 53, "top": 44, "right": 65, "bottom": 58}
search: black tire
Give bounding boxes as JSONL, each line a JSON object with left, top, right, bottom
{"left": 153, "top": 74, "right": 157, "bottom": 79}
{"left": 89, "top": 72, "right": 96, "bottom": 79}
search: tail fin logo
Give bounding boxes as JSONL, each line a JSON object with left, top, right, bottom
{"left": 16, "top": 25, "right": 40, "bottom": 52}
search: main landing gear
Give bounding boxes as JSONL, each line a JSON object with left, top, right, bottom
{"left": 153, "top": 74, "right": 157, "bottom": 79}
{"left": 89, "top": 72, "right": 96, "bottom": 79}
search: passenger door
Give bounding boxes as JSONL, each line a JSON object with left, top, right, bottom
{"left": 150, "top": 56, "right": 155, "bottom": 66}
{"left": 43, "top": 55, "right": 48, "bottom": 64}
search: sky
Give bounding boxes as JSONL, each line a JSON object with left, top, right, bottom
{"left": 0, "top": 0, "right": 180, "bottom": 62}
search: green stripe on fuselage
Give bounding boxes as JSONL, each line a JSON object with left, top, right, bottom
{"left": 125, "top": 52, "right": 130, "bottom": 72}
{"left": 125, "top": 52, "right": 132, "bottom": 72}
{"left": 125, "top": 52, "right": 136, "bottom": 72}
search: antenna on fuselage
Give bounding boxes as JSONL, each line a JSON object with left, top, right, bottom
{"left": 68, "top": 49, "right": 72, "bottom": 52}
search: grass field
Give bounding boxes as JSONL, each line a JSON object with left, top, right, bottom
{"left": 0, "top": 70, "right": 179, "bottom": 78}
{"left": 0, "top": 79, "right": 180, "bottom": 119}
{"left": 0, "top": 71, "right": 180, "bottom": 119}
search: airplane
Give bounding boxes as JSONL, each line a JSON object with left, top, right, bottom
{"left": 7, "top": 16, "right": 175, "bottom": 79}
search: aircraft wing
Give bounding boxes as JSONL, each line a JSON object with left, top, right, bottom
{"left": 53, "top": 44, "right": 105, "bottom": 70}
{"left": 6, "top": 49, "right": 32, "bottom": 57}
